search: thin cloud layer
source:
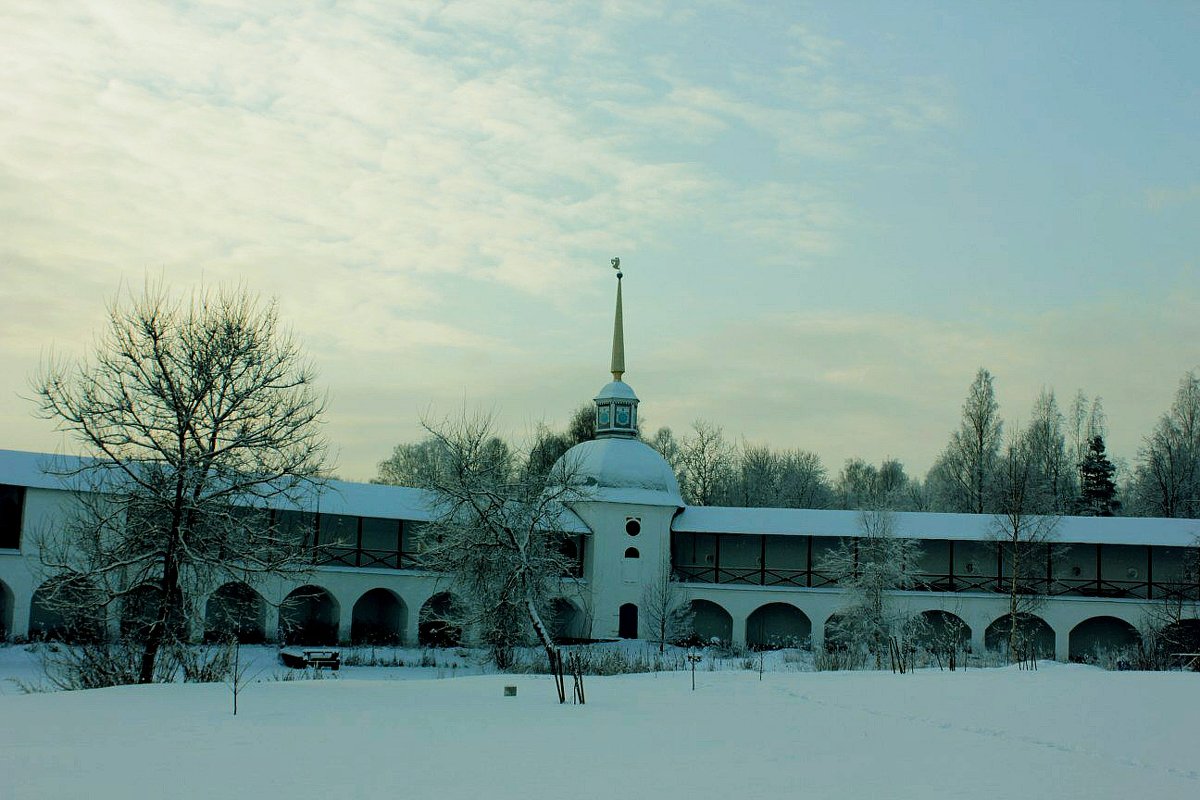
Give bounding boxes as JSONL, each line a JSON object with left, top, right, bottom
{"left": 2, "top": 2, "right": 1194, "bottom": 481}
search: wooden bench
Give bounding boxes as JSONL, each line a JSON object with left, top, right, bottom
{"left": 279, "top": 648, "right": 341, "bottom": 671}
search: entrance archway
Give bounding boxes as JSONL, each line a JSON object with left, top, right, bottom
{"left": 985, "top": 613, "right": 1054, "bottom": 659}
{"left": 916, "top": 610, "right": 971, "bottom": 652}
{"left": 351, "top": 588, "right": 406, "bottom": 645}
{"left": 28, "top": 578, "right": 104, "bottom": 641}
{"left": 688, "top": 599, "right": 732, "bottom": 645}
{"left": 204, "top": 583, "right": 266, "bottom": 643}
{"left": 1069, "top": 616, "right": 1140, "bottom": 662}
{"left": 279, "top": 585, "right": 339, "bottom": 645}
{"left": 746, "top": 603, "right": 811, "bottom": 649}
{"left": 418, "top": 593, "right": 463, "bottom": 647}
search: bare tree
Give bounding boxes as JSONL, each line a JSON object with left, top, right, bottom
{"left": 723, "top": 441, "right": 831, "bottom": 509}
{"left": 776, "top": 449, "right": 832, "bottom": 508}
{"left": 414, "top": 411, "right": 584, "bottom": 696}
{"left": 930, "top": 368, "right": 1003, "bottom": 513}
{"left": 1138, "top": 536, "right": 1200, "bottom": 669}
{"left": 990, "top": 428, "right": 1060, "bottom": 661}
{"left": 647, "top": 426, "right": 684, "bottom": 483}
{"left": 373, "top": 437, "right": 453, "bottom": 486}
{"left": 679, "top": 420, "right": 735, "bottom": 506}
{"left": 1023, "top": 389, "right": 1073, "bottom": 512}
{"left": 835, "top": 458, "right": 878, "bottom": 510}
{"left": 835, "top": 458, "right": 910, "bottom": 510}
{"left": 736, "top": 441, "right": 781, "bottom": 507}
{"left": 1133, "top": 371, "right": 1200, "bottom": 518}
{"left": 819, "top": 506, "right": 923, "bottom": 668}
{"left": 1069, "top": 391, "right": 1107, "bottom": 491}
{"left": 641, "top": 549, "right": 692, "bottom": 653}
{"left": 33, "top": 283, "right": 328, "bottom": 684}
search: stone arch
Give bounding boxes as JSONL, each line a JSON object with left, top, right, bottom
{"left": 120, "top": 584, "right": 168, "bottom": 642}
{"left": 418, "top": 592, "right": 463, "bottom": 647}
{"left": 351, "top": 588, "right": 407, "bottom": 645}
{"left": 1069, "top": 616, "right": 1140, "bottom": 662}
{"left": 204, "top": 583, "right": 266, "bottom": 644}
{"left": 548, "top": 598, "right": 585, "bottom": 643}
{"left": 916, "top": 610, "right": 971, "bottom": 652}
{"left": 28, "top": 577, "right": 104, "bottom": 641}
{"left": 687, "top": 599, "right": 733, "bottom": 645}
{"left": 279, "top": 585, "right": 339, "bottom": 645}
{"left": 985, "top": 613, "right": 1055, "bottom": 659}
{"left": 746, "top": 602, "right": 811, "bottom": 650}
{"left": 0, "top": 578, "right": 12, "bottom": 640}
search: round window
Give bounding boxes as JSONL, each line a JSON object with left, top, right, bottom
{"left": 625, "top": 518, "right": 641, "bottom": 536}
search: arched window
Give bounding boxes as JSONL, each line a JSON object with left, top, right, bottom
{"left": 624, "top": 547, "right": 640, "bottom": 559}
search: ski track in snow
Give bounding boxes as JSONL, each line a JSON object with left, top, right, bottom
{"left": 775, "top": 682, "right": 1200, "bottom": 783}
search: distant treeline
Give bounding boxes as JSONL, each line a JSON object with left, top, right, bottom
{"left": 375, "top": 368, "right": 1200, "bottom": 519}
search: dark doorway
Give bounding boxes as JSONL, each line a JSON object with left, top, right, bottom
{"left": 618, "top": 603, "right": 638, "bottom": 639}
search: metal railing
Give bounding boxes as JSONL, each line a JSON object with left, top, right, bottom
{"left": 673, "top": 563, "right": 1200, "bottom": 599}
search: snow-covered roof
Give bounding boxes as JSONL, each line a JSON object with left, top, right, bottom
{"left": 9, "top": 448, "right": 1198, "bottom": 544}
{"left": 0, "top": 449, "right": 73, "bottom": 492}
{"left": 555, "top": 438, "right": 683, "bottom": 508}
{"left": 672, "top": 506, "right": 1200, "bottom": 548}
{"left": 0, "top": 449, "right": 590, "bottom": 533}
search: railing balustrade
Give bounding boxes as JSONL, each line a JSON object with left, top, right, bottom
{"left": 672, "top": 562, "right": 1198, "bottom": 600}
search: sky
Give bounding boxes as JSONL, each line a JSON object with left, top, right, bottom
{"left": 1, "top": 0, "right": 1197, "bottom": 482}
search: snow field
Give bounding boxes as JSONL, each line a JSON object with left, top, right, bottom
{"left": 1, "top": 658, "right": 1197, "bottom": 799}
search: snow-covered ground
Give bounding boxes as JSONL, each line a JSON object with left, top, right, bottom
{"left": 1, "top": 645, "right": 1197, "bottom": 799}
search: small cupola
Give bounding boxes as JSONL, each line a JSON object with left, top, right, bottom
{"left": 595, "top": 258, "right": 639, "bottom": 439}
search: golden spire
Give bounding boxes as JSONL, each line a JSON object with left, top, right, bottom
{"left": 610, "top": 257, "right": 624, "bottom": 381}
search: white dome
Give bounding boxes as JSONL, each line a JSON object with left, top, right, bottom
{"left": 594, "top": 380, "right": 638, "bottom": 401}
{"left": 555, "top": 437, "right": 683, "bottom": 507}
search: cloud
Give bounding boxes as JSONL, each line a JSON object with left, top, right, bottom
{"left": 638, "top": 298, "right": 1200, "bottom": 477}
{"left": 0, "top": 0, "right": 960, "bottom": 479}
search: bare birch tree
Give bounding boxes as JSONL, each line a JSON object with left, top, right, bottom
{"left": 820, "top": 506, "right": 923, "bottom": 668}
{"left": 1023, "top": 389, "right": 1073, "bottom": 513}
{"left": 1134, "top": 371, "right": 1200, "bottom": 518}
{"left": 938, "top": 368, "right": 1003, "bottom": 513}
{"left": 990, "top": 428, "right": 1060, "bottom": 661}
{"left": 679, "top": 420, "right": 735, "bottom": 506}
{"left": 33, "top": 283, "right": 328, "bottom": 684}
{"left": 413, "top": 412, "right": 584, "bottom": 694}
{"left": 641, "top": 549, "right": 692, "bottom": 653}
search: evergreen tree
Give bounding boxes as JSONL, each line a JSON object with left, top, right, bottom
{"left": 1078, "top": 435, "right": 1119, "bottom": 516}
